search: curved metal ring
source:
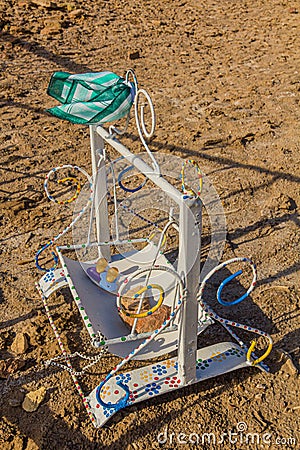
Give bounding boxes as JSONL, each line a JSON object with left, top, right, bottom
{"left": 181, "top": 159, "right": 203, "bottom": 198}
{"left": 118, "top": 165, "right": 147, "bottom": 193}
{"left": 246, "top": 338, "right": 273, "bottom": 366}
{"left": 133, "top": 87, "right": 159, "bottom": 174}
{"left": 148, "top": 228, "right": 167, "bottom": 249}
{"left": 125, "top": 69, "right": 138, "bottom": 91}
{"left": 96, "top": 380, "right": 130, "bottom": 411}
{"left": 35, "top": 245, "right": 59, "bottom": 272}
{"left": 135, "top": 89, "right": 156, "bottom": 139}
{"left": 36, "top": 164, "right": 93, "bottom": 272}
{"left": 217, "top": 269, "right": 251, "bottom": 306}
{"left": 56, "top": 177, "right": 81, "bottom": 204}
{"left": 215, "top": 258, "right": 257, "bottom": 307}
{"left": 118, "top": 284, "right": 165, "bottom": 318}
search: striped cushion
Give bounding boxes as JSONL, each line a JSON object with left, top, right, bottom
{"left": 47, "top": 71, "right": 135, "bottom": 124}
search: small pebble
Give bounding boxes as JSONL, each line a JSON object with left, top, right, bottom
{"left": 128, "top": 50, "right": 140, "bottom": 60}
{"left": 11, "top": 332, "right": 29, "bottom": 355}
{"left": 8, "top": 390, "right": 25, "bottom": 407}
{"left": 22, "top": 387, "right": 47, "bottom": 412}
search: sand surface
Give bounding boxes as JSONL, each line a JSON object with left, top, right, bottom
{"left": 0, "top": 0, "right": 299, "bottom": 448}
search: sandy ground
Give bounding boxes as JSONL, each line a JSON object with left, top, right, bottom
{"left": 0, "top": 0, "right": 300, "bottom": 449}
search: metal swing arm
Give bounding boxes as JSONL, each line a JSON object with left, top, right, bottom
{"left": 95, "top": 125, "right": 183, "bottom": 206}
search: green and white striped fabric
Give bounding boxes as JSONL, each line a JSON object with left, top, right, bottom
{"left": 47, "top": 71, "right": 135, "bottom": 125}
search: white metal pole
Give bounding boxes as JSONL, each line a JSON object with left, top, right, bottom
{"left": 96, "top": 124, "right": 201, "bottom": 383}
{"left": 177, "top": 197, "right": 202, "bottom": 384}
{"left": 89, "top": 125, "right": 111, "bottom": 261}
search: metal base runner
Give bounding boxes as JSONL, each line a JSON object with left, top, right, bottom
{"left": 86, "top": 342, "right": 252, "bottom": 427}
{"left": 37, "top": 268, "right": 68, "bottom": 298}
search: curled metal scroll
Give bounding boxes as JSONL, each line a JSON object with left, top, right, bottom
{"left": 96, "top": 379, "right": 130, "bottom": 411}
{"left": 134, "top": 88, "right": 159, "bottom": 174}
{"left": 107, "top": 70, "right": 160, "bottom": 175}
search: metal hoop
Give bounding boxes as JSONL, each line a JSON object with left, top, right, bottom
{"left": 217, "top": 269, "right": 254, "bottom": 306}
{"left": 56, "top": 177, "right": 81, "bottom": 204}
{"left": 44, "top": 165, "right": 90, "bottom": 205}
{"left": 148, "top": 228, "right": 167, "bottom": 249}
{"left": 181, "top": 159, "right": 203, "bottom": 198}
{"left": 125, "top": 69, "right": 138, "bottom": 91}
{"left": 134, "top": 88, "right": 159, "bottom": 174}
{"left": 199, "top": 257, "right": 257, "bottom": 306}
{"left": 36, "top": 165, "right": 93, "bottom": 272}
{"left": 215, "top": 259, "right": 257, "bottom": 306}
{"left": 96, "top": 379, "right": 130, "bottom": 411}
{"left": 135, "top": 89, "right": 156, "bottom": 139}
{"left": 197, "top": 257, "right": 272, "bottom": 368}
{"left": 118, "top": 284, "right": 165, "bottom": 318}
{"left": 118, "top": 165, "right": 147, "bottom": 193}
{"left": 246, "top": 339, "right": 273, "bottom": 366}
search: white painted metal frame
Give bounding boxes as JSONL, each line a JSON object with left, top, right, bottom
{"left": 177, "top": 197, "right": 201, "bottom": 384}
{"left": 89, "top": 125, "right": 110, "bottom": 261}
{"left": 89, "top": 124, "right": 203, "bottom": 383}
{"left": 35, "top": 76, "right": 271, "bottom": 428}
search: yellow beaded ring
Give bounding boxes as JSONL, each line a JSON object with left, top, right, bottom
{"left": 246, "top": 338, "right": 273, "bottom": 366}
{"left": 118, "top": 284, "right": 165, "bottom": 318}
{"left": 148, "top": 228, "right": 167, "bottom": 249}
{"left": 181, "top": 159, "right": 203, "bottom": 198}
{"left": 57, "top": 177, "right": 81, "bottom": 205}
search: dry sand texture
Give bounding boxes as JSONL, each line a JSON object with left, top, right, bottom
{"left": 0, "top": 0, "right": 299, "bottom": 449}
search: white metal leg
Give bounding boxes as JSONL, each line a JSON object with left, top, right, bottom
{"left": 177, "top": 197, "right": 202, "bottom": 384}
{"left": 89, "top": 125, "right": 111, "bottom": 261}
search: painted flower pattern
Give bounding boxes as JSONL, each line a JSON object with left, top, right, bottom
{"left": 94, "top": 346, "right": 247, "bottom": 420}
{"left": 164, "top": 376, "right": 181, "bottom": 388}
{"left": 129, "top": 383, "right": 139, "bottom": 403}
{"left": 102, "top": 406, "right": 116, "bottom": 418}
{"left": 145, "top": 382, "right": 161, "bottom": 396}
{"left": 152, "top": 364, "right": 167, "bottom": 376}
{"left": 44, "top": 269, "right": 55, "bottom": 283}
{"left": 227, "top": 347, "right": 244, "bottom": 358}
{"left": 116, "top": 373, "right": 131, "bottom": 384}
{"left": 160, "top": 359, "right": 175, "bottom": 369}
{"left": 196, "top": 358, "right": 213, "bottom": 370}
{"left": 140, "top": 369, "right": 154, "bottom": 382}
{"left": 101, "top": 384, "right": 111, "bottom": 399}
{"left": 196, "top": 347, "right": 245, "bottom": 371}
{"left": 210, "top": 351, "right": 226, "bottom": 362}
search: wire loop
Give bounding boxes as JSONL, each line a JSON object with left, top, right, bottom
{"left": 246, "top": 338, "right": 273, "bottom": 366}
{"left": 35, "top": 165, "right": 92, "bottom": 272}
{"left": 217, "top": 269, "right": 253, "bottom": 306}
{"left": 118, "top": 284, "right": 165, "bottom": 318}
{"left": 96, "top": 379, "right": 130, "bottom": 411}
{"left": 56, "top": 177, "right": 81, "bottom": 204}
{"left": 181, "top": 159, "right": 203, "bottom": 198}
{"left": 118, "top": 165, "right": 147, "bottom": 193}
